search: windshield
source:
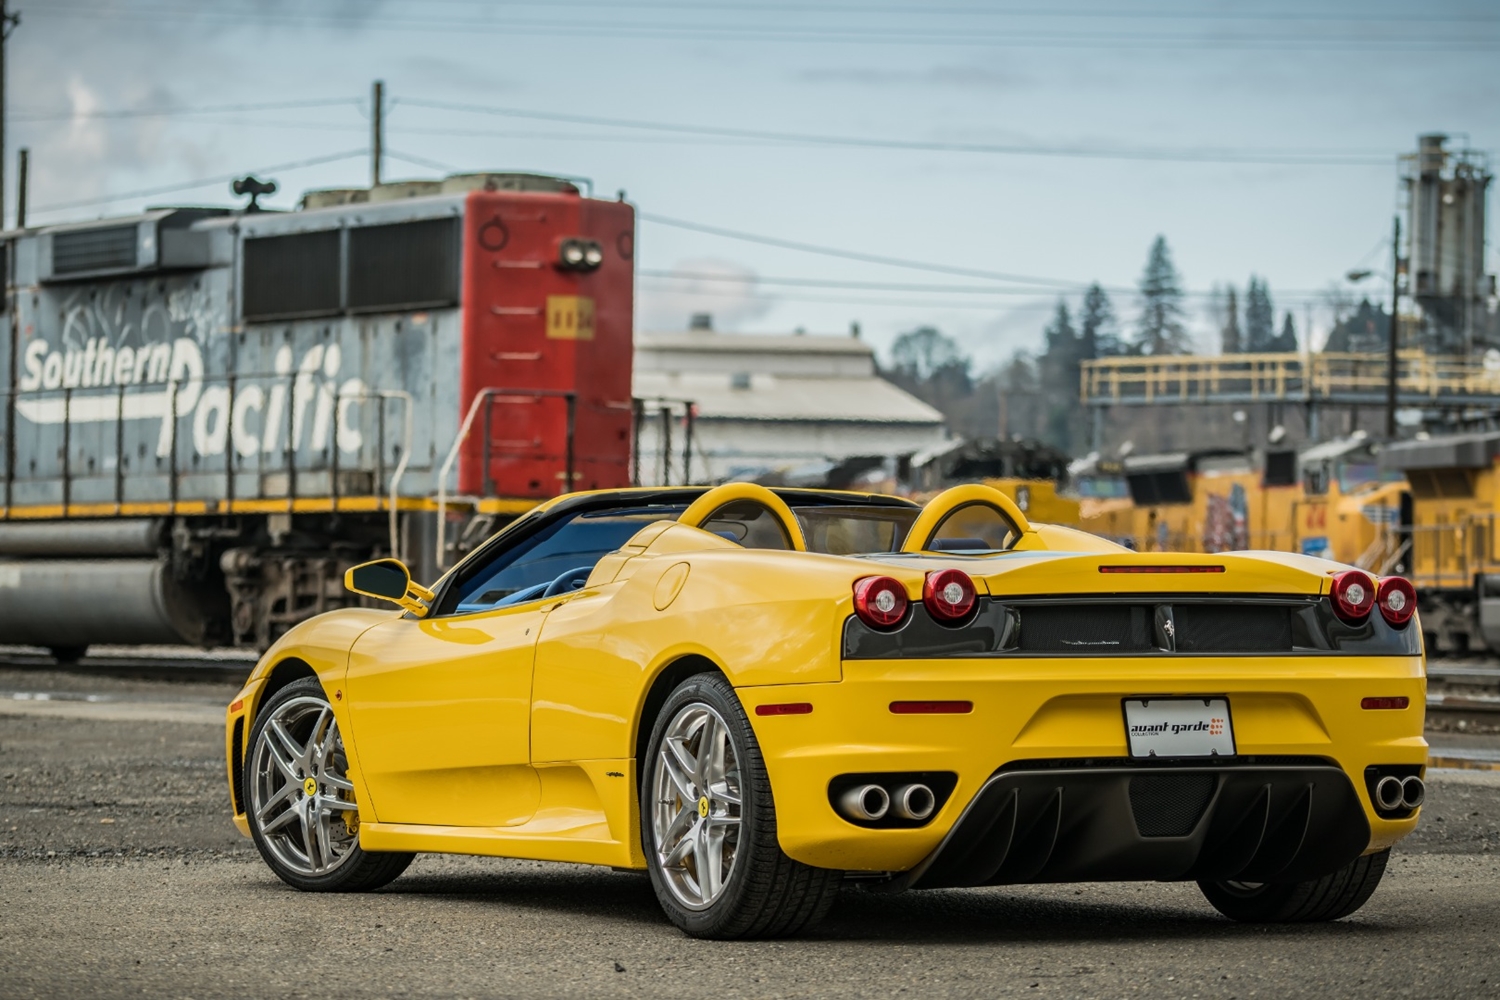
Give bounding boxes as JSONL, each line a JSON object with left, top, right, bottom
{"left": 445, "top": 500, "right": 921, "bottom": 615}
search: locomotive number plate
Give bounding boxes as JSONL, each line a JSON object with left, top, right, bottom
{"left": 546, "top": 295, "right": 595, "bottom": 340}
{"left": 1123, "top": 697, "right": 1235, "bottom": 758}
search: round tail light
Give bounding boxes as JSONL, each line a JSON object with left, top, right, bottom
{"left": 923, "top": 569, "right": 977, "bottom": 624}
{"left": 853, "top": 576, "right": 908, "bottom": 630}
{"left": 1331, "top": 569, "right": 1376, "bottom": 623}
{"left": 1377, "top": 576, "right": 1417, "bottom": 628}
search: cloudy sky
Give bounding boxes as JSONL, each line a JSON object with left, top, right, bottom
{"left": 10, "top": 1, "right": 1498, "bottom": 369}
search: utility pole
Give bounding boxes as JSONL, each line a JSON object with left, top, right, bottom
{"left": 371, "top": 80, "right": 384, "bottom": 187}
{"left": 0, "top": 1, "right": 21, "bottom": 230}
{"left": 1385, "top": 215, "right": 1401, "bottom": 441}
{"left": 15, "top": 147, "right": 25, "bottom": 228}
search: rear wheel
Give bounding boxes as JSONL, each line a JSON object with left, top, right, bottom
{"left": 1198, "top": 849, "right": 1389, "bottom": 922}
{"left": 245, "top": 677, "right": 413, "bottom": 892}
{"left": 641, "top": 672, "right": 841, "bottom": 939}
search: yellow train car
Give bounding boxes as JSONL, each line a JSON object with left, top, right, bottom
{"left": 1087, "top": 449, "right": 1300, "bottom": 554}
{"left": 1292, "top": 437, "right": 1407, "bottom": 569}
{"left": 1381, "top": 431, "right": 1500, "bottom": 654}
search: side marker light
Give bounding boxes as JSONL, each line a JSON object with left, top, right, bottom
{"left": 229, "top": 699, "right": 244, "bottom": 713}
{"left": 1361, "top": 697, "right": 1410, "bottom": 710}
{"left": 756, "top": 703, "right": 813, "bottom": 716}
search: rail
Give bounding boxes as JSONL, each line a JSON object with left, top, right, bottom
{"left": 1080, "top": 351, "right": 1500, "bottom": 406}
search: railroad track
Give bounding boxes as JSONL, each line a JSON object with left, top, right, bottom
{"left": 0, "top": 646, "right": 256, "bottom": 682}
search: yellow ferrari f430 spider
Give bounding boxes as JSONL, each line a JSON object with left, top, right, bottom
{"left": 224, "top": 483, "right": 1426, "bottom": 938}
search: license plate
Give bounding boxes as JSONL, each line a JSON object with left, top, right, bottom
{"left": 1124, "top": 698, "right": 1235, "bottom": 758}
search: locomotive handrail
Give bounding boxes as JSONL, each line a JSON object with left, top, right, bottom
{"left": 435, "top": 387, "right": 579, "bottom": 571}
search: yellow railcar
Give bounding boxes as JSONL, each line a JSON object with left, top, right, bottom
{"left": 1381, "top": 432, "right": 1500, "bottom": 654}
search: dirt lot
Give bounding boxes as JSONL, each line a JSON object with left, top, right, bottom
{"left": 2, "top": 667, "right": 1498, "bottom": 999}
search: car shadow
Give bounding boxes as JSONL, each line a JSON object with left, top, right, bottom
{"left": 376, "top": 863, "right": 1406, "bottom": 945}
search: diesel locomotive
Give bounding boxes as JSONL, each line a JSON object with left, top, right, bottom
{"left": 0, "top": 172, "right": 636, "bottom": 655}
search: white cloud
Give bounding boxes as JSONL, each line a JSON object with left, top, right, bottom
{"left": 637, "top": 258, "right": 774, "bottom": 332}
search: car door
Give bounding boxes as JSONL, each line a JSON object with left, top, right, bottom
{"left": 345, "top": 601, "right": 547, "bottom": 828}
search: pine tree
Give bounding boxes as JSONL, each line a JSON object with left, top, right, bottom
{"left": 1244, "top": 276, "right": 1275, "bottom": 352}
{"left": 1135, "top": 236, "right": 1191, "bottom": 355}
{"left": 1079, "top": 282, "right": 1118, "bottom": 358}
{"left": 1043, "top": 300, "right": 1077, "bottom": 355}
{"left": 1273, "top": 311, "right": 1298, "bottom": 353}
{"left": 1219, "top": 285, "right": 1242, "bottom": 354}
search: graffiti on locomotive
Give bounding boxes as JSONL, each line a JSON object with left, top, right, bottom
{"left": 15, "top": 281, "right": 369, "bottom": 460}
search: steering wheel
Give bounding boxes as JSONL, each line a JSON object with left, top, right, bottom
{"left": 542, "top": 564, "right": 595, "bottom": 598}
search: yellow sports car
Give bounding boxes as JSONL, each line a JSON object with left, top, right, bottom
{"left": 223, "top": 482, "right": 1426, "bottom": 938}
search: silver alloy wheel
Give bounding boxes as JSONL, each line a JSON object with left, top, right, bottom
{"left": 249, "top": 695, "right": 359, "bottom": 877}
{"left": 651, "top": 702, "right": 743, "bottom": 910}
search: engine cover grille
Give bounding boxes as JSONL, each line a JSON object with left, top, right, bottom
{"left": 1174, "top": 604, "right": 1294, "bottom": 653}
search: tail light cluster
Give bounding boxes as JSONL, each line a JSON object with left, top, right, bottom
{"left": 1331, "top": 570, "right": 1416, "bottom": 628}
{"left": 853, "top": 570, "right": 978, "bottom": 630}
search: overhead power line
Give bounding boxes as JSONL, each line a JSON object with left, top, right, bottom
{"left": 11, "top": 97, "right": 359, "bottom": 123}
{"left": 28, "top": 149, "right": 368, "bottom": 214}
{"left": 401, "top": 98, "right": 1395, "bottom": 166}
{"left": 640, "top": 212, "right": 1082, "bottom": 289}
{"left": 26, "top": 5, "right": 1500, "bottom": 50}
{"left": 6, "top": 92, "right": 1420, "bottom": 168}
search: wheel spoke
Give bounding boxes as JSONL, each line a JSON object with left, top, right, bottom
{"left": 314, "top": 810, "right": 337, "bottom": 870}
{"left": 306, "top": 707, "right": 333, "bottom": 758}
{"left": 265, "top": 720, "right": 304, "bottom": 773}
{"left": 658, "top": 746, "right": 697, "bottom": 803}
{"left": 315, "top": 794, "right": 356, "bottom": 814}
{"left": 694, "top": 714, "right": 717, "bottom": 786}
{"left": 300, "top": 807, "right": 320, "bottom": 867}
{"left": 255, "top": 781, "right": 296, "bottom": 821}
{"left": 259, "top": 802, "right": 301, "bottom": 835}
{"left": 701, "top": 822, "right": 725, "bottom": 899}
{"left": 662, "top": 817, "right": 700, "bottom": 869}
{"left": 661, "top": 802, "right": 696, "bottom": 846}
{"left": 321, "top": 771, "right": 355, "bottom": 794}
{"left": 708, "top": 780, "right": 740, "bottom": 807}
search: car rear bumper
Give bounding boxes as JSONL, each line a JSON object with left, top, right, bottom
{"left": 889, "top": 760, "right": 1367, "bottom": 890}
{"left": 740, "top": 654, "right": 1426, "bottom": 874}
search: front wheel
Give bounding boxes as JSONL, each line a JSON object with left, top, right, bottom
{"left": 1198, "top": 849, "right": 1389, "bottom": 922}
{"left": 641, "top": 672, "right": 841, "bottom": 939}
{"left": 245, "top": 677, "right": 413, "bottom": 892}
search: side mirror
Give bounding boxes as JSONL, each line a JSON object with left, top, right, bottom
{"left": 345, "top": 559, "right": 435, "bottom": 616}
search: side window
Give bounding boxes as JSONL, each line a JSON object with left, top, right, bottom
{"left": 926, "top": 502, "right": 1019, "bottom": 552}
{"left": 700, "top": 500, "right": 791, "bottom": 550}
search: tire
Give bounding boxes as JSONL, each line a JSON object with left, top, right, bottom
{"left": 1198, "top": 849, "right": 1389, "bottom": 922}
{"left": 640, "top": 672, "right": 842, "bottom": 939}
{"left": 245, "top": 677, "right": 414, "bottom": 892}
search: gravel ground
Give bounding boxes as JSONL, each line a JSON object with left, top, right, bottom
{"left": 2, "top": 668, "right": 1499, "bottom": 999}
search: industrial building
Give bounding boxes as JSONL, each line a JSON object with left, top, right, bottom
{"left": 631, "top": 320, "right": 947, "bottom": 484}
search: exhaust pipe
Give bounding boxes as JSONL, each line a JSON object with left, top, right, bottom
{"left": 1401, "top": 775, "right": 1425, "bottom": 810}
{"left": 890, "top": 783, "right": 936, "bottom": 822}
{"left": 838, "top": 784, "right": 891, "bottom": 822}
{"left": 1374, "top": 775, "right": 1405, "bottom": 812}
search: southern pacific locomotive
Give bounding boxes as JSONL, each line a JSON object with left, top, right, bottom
{"left": 0, "top": 173, "right": 635, "bottom": 655}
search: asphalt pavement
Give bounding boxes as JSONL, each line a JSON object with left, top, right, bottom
{"left": 2, "top": 667, "right": 1499, "bottom": 1000}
